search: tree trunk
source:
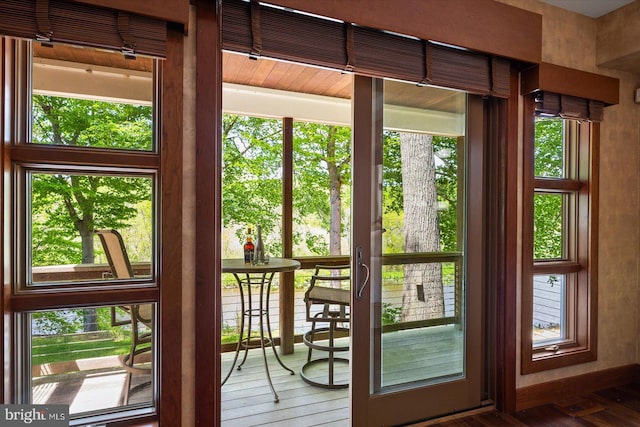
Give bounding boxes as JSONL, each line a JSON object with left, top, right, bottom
{"left": 326, "top": 126, "right": 342, "bottom": 256}
{"left": 399, "top": 132, "right": 444, "bottom": 322}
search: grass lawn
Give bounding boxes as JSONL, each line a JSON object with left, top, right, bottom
{"left": 32, "top": 332, "right": 134, "bottom": 366}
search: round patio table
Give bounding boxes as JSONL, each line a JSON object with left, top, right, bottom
{"left": 221, "top": 257, "right": 301, "bottom": 402}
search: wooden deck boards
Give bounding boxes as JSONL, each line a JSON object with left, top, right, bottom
{"left": 221, "top": 325, "right": 464, "bottom": 426}
{"left": 221, "top": 342, "right": 349, "bottom": 426}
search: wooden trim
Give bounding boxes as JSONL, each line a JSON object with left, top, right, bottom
{"left": 521, "top": 62, "right": 619, "bottom": 106}
{"left": 521, "top": 96, "right": 598, "bottom": 375}
{"left": 350, "top": 75, "right": 379, "bottom": 424}
{"left": 515, "top": 364, "right": 640, "bottom": 411}
{"left": 531, "top": 262, "right": 581, "bottom": 274}
{"left": 69, "top": 0, "right": 189, "bottom": 26}
{"left": 1, "top": 37, "right": 14, "bottom": 404}
{"left": 266, "top": 0, "right": 541, "bottom": 63}
{"left": 534, "top": 178, "right": 581, "bottom": 192}
{"left": 9, "top": 287, "right": 158, "bottom": 311}
{"left": 496, "top": 67, "right": 519, "bottom": 413}
{"left": 195, "top": 1, "right": 221, "bottom": 426}
{"left": 159, "top": 26, "right": 183, "bottom": 427}
{"left": 279, "top": 117, "right": 294, "bottom": 354}
{"left": 11, "top": 145, "right": 159, "bottom": 169}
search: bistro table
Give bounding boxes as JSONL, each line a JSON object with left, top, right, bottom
{"left": 221, "top": 257, "right": 301, "bottom": 402}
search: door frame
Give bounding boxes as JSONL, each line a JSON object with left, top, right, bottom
{"left": 350, "top": 75, "right": 488, "bottom": 426}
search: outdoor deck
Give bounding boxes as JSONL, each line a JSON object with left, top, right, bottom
{"left": 222, "top": 325, "right": 463, "bottom": 426}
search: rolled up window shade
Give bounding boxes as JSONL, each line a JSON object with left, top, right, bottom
{"left": 0, "top": 0, "right": 167, "bottom": 57}
{"left": 221, "top": 0, "right": 511, "bottom": 98}
{"left": 534, "top": 91, "right": 604, "bottom": 122}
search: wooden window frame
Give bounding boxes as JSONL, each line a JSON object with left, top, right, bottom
{"left": 2, "top": 32, "right": 183, "bottom": 426}
{"left": 521, "top": 94, "right": 598, "bottom": 374}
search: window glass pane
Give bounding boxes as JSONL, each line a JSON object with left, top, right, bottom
{"left": 31, "top": 304, "right": 155, "bottom": 415}
{"left": 29, "top": 172, "right": 153, "bottom": 285}
{"left": 292, "top": 122, "right": 351, "bottom": 256}
{"left": 534, "top": 117, "right": 564, "bottom": 178}
{"left": 32, "top": 43, "right": 153, "bottom": 151}
{"left": 532, "top": 274, "right": 566, "bottom": 345}
{"left": 533, "top": 193, "right": 565, "bottom": 260}
{"left": 221, "top": 114, "right": 283, "bottom": 259}
{"left": 380, "top": 81, "right": 466, "bottom": 389}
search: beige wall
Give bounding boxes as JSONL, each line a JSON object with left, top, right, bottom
{"left": 498, "top": 0, "right": 640, "bottom": 388}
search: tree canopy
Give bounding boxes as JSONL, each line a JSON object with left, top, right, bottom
{"left": 31, "top": 96, "right": 153, "bottom": 266}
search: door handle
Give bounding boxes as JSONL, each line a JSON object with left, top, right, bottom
{"left": 355, "top": 245, "right": 370, "bottom": 300}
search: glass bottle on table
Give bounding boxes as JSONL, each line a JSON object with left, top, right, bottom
{"left": 253, "top": 225, "right": 265, "bottom": 264}
{"left": 243, "top": 228, "right": 255, "bottom": 264}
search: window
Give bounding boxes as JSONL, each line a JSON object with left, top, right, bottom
{"left": 521, "top": 94, "right": 598, "bottom": 373}
{"left": 9, "top": 40, "right": 160, "bottom": 424}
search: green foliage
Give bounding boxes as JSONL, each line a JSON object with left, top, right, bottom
{"left": 293, "top": 122, "right": 351, "bottom": 256}
{"left": 534, "top": 193, "right": 563, "bottom": 259}
{"left": 533, "top": 118, "right": 565, "bottom": 259}
{"left": 32, "top": 332, "right": 132, "bottom": 365}
{"left": 30, "top": 96, "right": 153, "bottom": 266}
{"left": 433, "top": 135, "right": 459, "bottom": 252}
{"left": 222, "top": 116, "right": 352, "bottom": 257}
{"left": 32, "top": 310, "right": 83, "bottom": 335}
{"left": 534, "top": 118, "right": 564, "bottom": 177}
{"left": 32, "top": 95, "right": 152, "bottom": 150}
{"left": 222, "top": 115, "right": 283, "bottom": 254}
{"left": 381, "top": 302, "right": 402, "bottom": 325}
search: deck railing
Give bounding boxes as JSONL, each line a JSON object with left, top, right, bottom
{"left": 32, "top": 257, "right": 562, "bottom": 358}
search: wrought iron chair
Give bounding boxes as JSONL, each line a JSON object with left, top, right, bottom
{"left": 95, "top": 229, "right": 153, "bottom": 405}
{"left": 300, "top": 264, "right": 350, "bottom": 389}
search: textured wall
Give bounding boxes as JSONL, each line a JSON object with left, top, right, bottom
{"left": 497, "top": 0, "right": 640, "bottom": 388}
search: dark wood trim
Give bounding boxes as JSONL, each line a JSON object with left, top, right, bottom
{"left": 280, "top": 117, "right": 294, "bottom": 354}
{"left": 534, "top": 178, "right": 581, "bottom": 192}
{"left": 350, "top": 74, "right": 379, "bottom": 424}
{"left": 266, "top": 0, "right": 541, "bottom": 63}
{"left": 9, "top": 288, "right": 158, "bottom": 311}
{"left": 497, "top": 66, "right": 519, "bottom": 413}
{"left": 159, "top": 26, "right": 184, "bottom": 427}
{"left": 1, "top": 37, "right": 14, "bottom": 404}
{"left": 531, "top": 261, "right": 581, "bottom": 274}
{"left": 195, "top": 1, "right": 221, "bottom": 426}
{"left": 11, "top": 145, "right": 160, "bottom": 170}
{"left": 520, "top": 96, "right": 598, "bottom": 375}
{"left": 521, "top": 62, "right": 619, "bottom": 106}
{"left": 515, "top": 364, "right": 640, "bottom": 411}
{"left": 69, "top": 0, "right": 189, "bottom": 26}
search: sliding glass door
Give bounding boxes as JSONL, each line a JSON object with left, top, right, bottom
{"left": 351, "top": 76, "right": 486, "bottom": 425}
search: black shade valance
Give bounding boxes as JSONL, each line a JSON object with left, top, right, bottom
{"left": 222, "top": 0, "right": 511, "bottom": 98}
{"left": 0, "top": 0, "right": 167, "bottom": 57}
{"left": 535, "top": 92, "right": 604, "bottom": 122}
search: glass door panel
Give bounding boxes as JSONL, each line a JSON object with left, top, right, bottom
{"left": 351, "top": 76, "right": 484, "bottom": 425}
{"left": 378, "top": 81, "right": 466, "bottom": 390}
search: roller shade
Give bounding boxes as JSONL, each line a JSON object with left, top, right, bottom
{"left": 0, "top": 0, "right": 167, "bottom": 58}
{"left": 221, "top": 0, "right": 511, "bottom": 98}
{"left": 535, "top": 92, "right": 604, "bottom": 122}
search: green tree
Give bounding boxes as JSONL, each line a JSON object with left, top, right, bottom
{"left": 293, "top": 122, "right": 351, "bottom": 255}
{"left": 31, "top": 95, "right": 152, "bottom": 331}
{"left": 222, "top": 116, "right": 351, "bottom": 257}
{"left": 222, "top": 114, "right": 283, "bottom": 253}
{"left": 533, "top": 118, "right": 564, "bottom": 259}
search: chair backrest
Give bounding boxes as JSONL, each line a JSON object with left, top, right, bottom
{"left": 309, "top": 264, "right": 351, "bottom": 290}
{"left": 95, "top": 229, "right": 135, "bottom": 279}
{"left": 305, "top": 264, "right": 351, "bottom": 321}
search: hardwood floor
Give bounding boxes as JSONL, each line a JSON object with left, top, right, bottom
{"left": 416, "top": 384, "right": 640, "bottom": 426}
